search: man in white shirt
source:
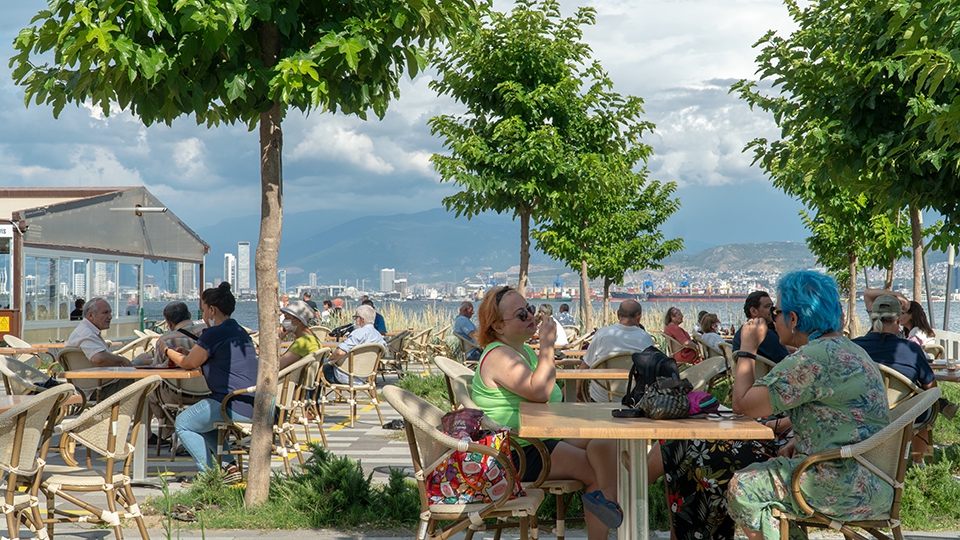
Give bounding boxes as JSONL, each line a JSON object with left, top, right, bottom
{"left": 579, "top": 299, "right": 654, "bottom": 402}
{"left": 323, "top": 305, "right": 387, "bottom": 385}
{"left": 66, "top": 297, "right": 133, "bottom": 398}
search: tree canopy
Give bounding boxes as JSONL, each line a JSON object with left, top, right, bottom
{"left": 430, "top": 0, "right": 645, "bottom": 292}
{"left": 12, "top": 0, "right": 477, "bottom": 504}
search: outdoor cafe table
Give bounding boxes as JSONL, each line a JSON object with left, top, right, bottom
{"left": 934, "top": 369, "right": 960, "bottom": 383}
{"left": 519, "top": 401, "right": 773, "bottom": 540}
{"left": 62, "top": 366, "right": 203, "bottom": 483}
{"left": 554, "top": 368, "right": 630, "bottom": 402}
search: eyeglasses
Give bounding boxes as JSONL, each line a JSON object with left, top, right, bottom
{"left": 504, "top": 304, "right": 536, "bottom": 322}
{"left": 771, "top": 307, "right": 782, "bottom": 320}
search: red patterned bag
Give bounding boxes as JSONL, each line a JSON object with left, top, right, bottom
{"left": 426, "top": 409, "right": 525, "bottom": 505}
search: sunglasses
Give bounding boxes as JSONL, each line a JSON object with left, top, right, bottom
{"left": 771, "top": 307, "right": 782, "bottom": 320}
{"left": 504, "top": 304, "right": 537, "bottom": 322}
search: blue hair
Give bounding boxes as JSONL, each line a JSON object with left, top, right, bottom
{"left": 776, "top": 271, "right": 843, "bottom": 338}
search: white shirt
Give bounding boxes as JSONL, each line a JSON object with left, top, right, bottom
{"left": 583, "top": 323, "right": 654, "bottom": 403}
{"left": 698, "top": 332, "right": 725, "bottom": 353}
{"left": 66, "top": 318, "right": 109, "bottom": 361}
{"left": 333, "top": 324, "right": 387, "bottom": 384}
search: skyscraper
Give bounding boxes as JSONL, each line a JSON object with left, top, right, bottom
{"left": 380, "top": 268, "right": 395, "bottom": 293}
{"left": 237, "top": 242, "right": 250, "bottom": 292}
{"left": 309, "top": 272, "right": 317, "bottom": 288}
{"left": 166, "top": 263, "right": 178, "bottom": 297}
{"left": 178, "top": 263, "right": 196, "bottom": 297}
{"left": 278, "top": 269, "right": 287, "bottom": 295}
{"left": 223, "top": 253, "right": 237, "bottom": 285}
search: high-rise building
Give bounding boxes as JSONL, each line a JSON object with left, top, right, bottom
{"left": 223, "top": 253, "right": 237, "bottom": 286}
{"left": 178, "top": 263, "right": 196, "bottom": 297}
{"left": 380, "top": 268, "right": 395, "bottom": 293}
{"left": 166, "top": 263, "right": 178, "bottom": 296}
{"left": 278, "top": 269, "right": 287, "bottom": 295}
{"left": 72, "top": 259, "right": 86, "bottom": 298}
{"left": 237, "top": 242, "right": 251, "bottom": 292}
{"left": 309, "top": 272, "right": 317, "bottom": 288}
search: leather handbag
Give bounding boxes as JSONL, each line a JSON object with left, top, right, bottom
{"left": 638, "top": 378, "right": 693, "bottom": 420}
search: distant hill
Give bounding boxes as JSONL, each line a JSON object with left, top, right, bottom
{"left": 664, "top": 242, "right": 816, "bottom": 273}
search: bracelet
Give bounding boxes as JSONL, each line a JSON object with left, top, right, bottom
{"left": 735, "top": 351, "right": 757, "bottom": 360}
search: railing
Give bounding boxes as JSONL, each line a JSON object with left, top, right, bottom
{"left": 934, "top": 329, "right": 960, "bottom": 360}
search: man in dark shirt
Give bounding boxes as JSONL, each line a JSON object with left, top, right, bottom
{"left": 301, "top": 291, "right": 320, "bottom": 321}
{"left": 852, "top": 293, "right": 937, "bottom": 464}
{"left": 362, "top": 299, "right": 387, "bottom": 335}
{"left": 731, "top": 291, "right": 790, "bottom": 362}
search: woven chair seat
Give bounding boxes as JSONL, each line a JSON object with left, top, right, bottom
{"left": 537, "top": 479, "right": 584, "bottom": 494}
{"left": 43, "top": 470, "right": 128, "bottom": 487}
{"left": 426, "top": 488, "right": 544, "bottom": 517}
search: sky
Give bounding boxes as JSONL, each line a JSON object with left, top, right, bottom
{"left": 0, "top": 0, "right": 810, "bottom": 256}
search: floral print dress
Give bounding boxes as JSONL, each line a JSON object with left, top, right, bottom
{"left": 726, "top": 337, "right": 892, "bottom": 540}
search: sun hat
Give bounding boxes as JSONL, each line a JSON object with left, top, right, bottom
{"left": 281, "top": 300, "right": 314, "bottom": 327}
{"left": 870, "top": 294, "right": 903, "bottom": 316}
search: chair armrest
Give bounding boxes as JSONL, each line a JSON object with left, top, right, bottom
{"left": 219, "top": 386, "right": 257, "bottom": 429}
{"left": 789, "top": 448, "right": 843, "bottom": 517}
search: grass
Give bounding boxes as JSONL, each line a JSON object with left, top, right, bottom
{"left": 394, "top": 373, "right": 451, "bottom": 411}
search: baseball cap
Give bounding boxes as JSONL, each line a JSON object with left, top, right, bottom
{"left": 870, "top": 294, "right": 903, "bottom": 316}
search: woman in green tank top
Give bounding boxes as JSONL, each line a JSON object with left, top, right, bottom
{"left": 472, "top": 286, "right": 622, "bottom": 538}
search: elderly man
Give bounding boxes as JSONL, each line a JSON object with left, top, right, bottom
{"left": 731, "top": 291, "right": 791, "bottom": 362}
{"left": 140, "top": 301, "right": 206, "bottom": 444}
{"left": 323, "top": 305, "right": 387, "bottom": 385}
{"left": 579, "top": 299, "right": 654, "bottom": 402}
{"left": 65, "top": 297, "right": 133, "bottom": 399}
{"left": 853, "top": 292, "right": 940, "bottom": 464}
{"left": 555, "top": 303, "right": 575, "bottom": 327}
{"left": 454, "top": 301, "right": 481, "bottom": 361}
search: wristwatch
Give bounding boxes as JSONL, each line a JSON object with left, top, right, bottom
{"left": 735, "top": 351, "right": 757, "bottom": 360}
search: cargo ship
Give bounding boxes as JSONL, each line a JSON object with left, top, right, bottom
{"left": 644, "top": 292, "right": 749, "bottom": 303}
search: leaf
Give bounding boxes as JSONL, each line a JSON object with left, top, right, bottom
{"left": 339, "top": 39, "right": 364, "bottom": 71}
{"left": 225, "top": 73, "right": 247, "bottom": 102}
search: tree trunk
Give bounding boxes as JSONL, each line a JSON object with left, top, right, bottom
{"left": 863, "top": 267, "right": 870, "bottom": 290}
{"left": 580, "top": 259, "right": 592, "bottom": 332}
{"left": 517, "top": 209, "right": 531, "bottom": 294}
{"left": 847, "top": 251, "right": 857, "bottom": 335}
{"left": 885, "top": 258, "right": 894, "bottom": 290}
{"left": 910, "top": 206, "right": 923, "bottom": 301}
{"left": 245, "top": 21, "right": 282, "bottom": 507}
{"left": 602, "top": 278, "right": 611, "bottom": 326}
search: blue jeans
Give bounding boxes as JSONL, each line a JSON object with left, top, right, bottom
{"left": 175, "top": 398, "right": 251, "bottom": 472}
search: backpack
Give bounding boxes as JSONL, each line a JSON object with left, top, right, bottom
{"left": 621, "top": 345, "right": 681, "bottom": 408}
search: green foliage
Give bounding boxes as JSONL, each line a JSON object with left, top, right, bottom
{"left": 12, "top": 0, "right": 480, "bottom": 128}
{"left": 901, "top": 457, "right": 960, "bottom": 529}
{"left": 150, "top": 444, "right": 420, "bottom": 529}
{"left": 731, "top": 0, "right": 960, "bottom": 245}
{"left": 396, "top": 373, "right": 451, "bottom": 411}
{"left": 934, "top": 382, "right": 960, "bottom": 446}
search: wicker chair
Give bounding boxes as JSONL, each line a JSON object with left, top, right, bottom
{"left": 381, "top": 330, "right": 411, "bottom": 379}
{"left": 771, "top": 387, "right": 941, "bottom": 540}
{"left": 875, "top": 363, "right": 940, "bottom": 462}
{"left": 0, "top": 356, "right": 47, "bottom": 395}
{"left": 753, "top": 354, "right": 778, "bottom": 378}
{"left": 155, "top": 372, "right": 212, "bottom": 459}
{"left": 922, "top": 343, "right": 945, "bottom": 360}
{"left": 1, "top": 335, "right": 55, "bottom": 369}
{"left": 404, "top": 328, "right": 434, "bottom": 374}
{"left": 383, "top": 385, "right": 544, "bottom": 540}
{"left": 56, "top": 347, "right": 119, "bottom": 404}
{"left": 432, "top": 357, "right": 585, "bottom": 540}
{"left": 580, "top": 352, "right": 634, "bottom": 403}
{"left": 294, "top": 347, "right": 331, "bottom": 446}
{"left": 0, "top": 385, "right": 75, "bottom": 540}
{"left": 216, "top": 355, "right": 320, "bottom": 476}
{"left": 41, "top": 375, "right": 161, "bottom": 540}
{"left": 319, "top": 342, "right": 386, "bottom": 428}
{"left": 679, "top": 355, "right": 727, "bottom": 393}
{"left": 562, "top": 325, "right": 580, "bottom": 343}
{"left": 456, "top": 334, "right": 480, "bottom": 368}
{"left": 308, "top": 326, "right": 331, "bottom": 342}
{"left": 113, "top": 334, "right": 154, "bottom": 360}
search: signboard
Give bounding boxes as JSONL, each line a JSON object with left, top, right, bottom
{"left": 0, "top": 316, "right": 9, "bottom": 333}
{"left": 0, "top": 225, "right": 12, "bottom": 238}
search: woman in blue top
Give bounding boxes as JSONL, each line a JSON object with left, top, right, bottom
{"left": 167, "top": 282, "right": 258, "bottom": 483}
{"left": 471, "top": 286, "right": 621, "bottom": 539}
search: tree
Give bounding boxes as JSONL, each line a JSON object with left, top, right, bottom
{"left": 429, "top": 0, "right": 609, "bottom": 293}
{"left": 12, "top": 0, "right": 475, "bottom": 504}
{"left": 731, "top": 0, "right": 960, "bottom": 299}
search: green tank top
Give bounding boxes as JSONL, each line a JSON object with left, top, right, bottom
{"left": 471, "top": 342, "right": 562, "bottom": 444}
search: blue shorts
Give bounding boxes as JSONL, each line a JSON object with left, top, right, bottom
{"left": 511, "top": 438, "right": 561, "bottom": 482}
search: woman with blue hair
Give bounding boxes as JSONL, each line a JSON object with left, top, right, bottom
{"left": 727, "top": 270, "right": 892, "bottom": 540}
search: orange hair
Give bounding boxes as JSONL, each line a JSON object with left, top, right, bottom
{"left": 477, "top": 286, "right": 515, "bottom": 349}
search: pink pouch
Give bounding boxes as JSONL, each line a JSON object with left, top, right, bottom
{"left": 688, "top": 391, "right": 720, "bottom": 415}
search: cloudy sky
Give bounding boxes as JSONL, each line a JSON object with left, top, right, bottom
{"left": 0, "top": 0, "right": 809, "bottom": 254}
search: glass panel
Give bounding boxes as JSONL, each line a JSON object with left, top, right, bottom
{"left": 0, "top": 238, "right": 11, "bottom": 309}
{"left": 119, "top": 263, "right": 141, "bottom": 317}
{"left": 70, "top": 259, "right": 88, "bottom": 313}
{"left": 92, "top": 260, "right": 118, "bottom": 314}
{"left": 34, "top": 257, "right": 57, "bottom": 320}
{"left": 24, "top": 256, "right": 36, "bottom": 320}
{"left": 59, "top": 258, "right": 72, "bottom": 319}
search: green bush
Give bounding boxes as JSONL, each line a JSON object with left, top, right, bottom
{"left": 901, "top": 456, "right": 960, "bottom": 530}
{"left": 395, "top": 373, "right": 451, "bottom": 411}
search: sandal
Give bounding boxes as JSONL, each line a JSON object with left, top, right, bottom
{"left": 581, "top": 490, "right": 623, "bottom": 529}
{"left": 221, "top": 463, "right": 242, "bottom": 485}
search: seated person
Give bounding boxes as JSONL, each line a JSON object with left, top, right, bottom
{"left": 65, "top": 297, "right": 133, "bottom": 399}
{"left": 693, "top": 310, "right": 709, "bottom": 333}
{"left": 853, "top": 293, "right": 937, "bottom": 464}
{"left": 901, "top": 300, "right": 936, "bottom": 346}
{"left": 731, "top": 291, "right": 791, "bottom": 362}
{"left": 663, "top": 307, "right": 700, "bottom": 364}
{"left": 69, "top": 298, "right": 84, "bottom": 321}
{"left": 166, "top": 283, "right": 257, "bottom": 484}
{"left": 472, "top": 285, "right": 620, "bottom": 539}
{"left": 141, "top": 301, "right": 206, "bottom": 444}
{"left": 453, "top": 301, "right": 482, "bottom": 362}
{"left": 727, "top": 271, "right": 892, "bottom": 540}
{"left": 579, "top": 299, "right": 653, "bottom": 402}
{"left": 320, "top": 299, "right": 334, "bottom": 321}
{"left": 697, "top": 313, "right": 725, "bottom": 353}
{"left": 361, "top": 299, "right": 387, "bottom": 335}
{"left": 323, "top": 305, "right": 387, "bottom": 385}
{"left": 555, "top": 303, "right": 575, "bottom": 327}
{"left": 279, "top": 301, "right": 322, "bottom": 370}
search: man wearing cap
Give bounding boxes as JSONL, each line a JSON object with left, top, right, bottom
{"left": 279, "top": 300, "right": 322, "bottom": 370}
{"left": 323, "top": 305, "right": 386, "bottom": 385}
{"left": 853, "top": 290, "right": 938, "bottom": 464}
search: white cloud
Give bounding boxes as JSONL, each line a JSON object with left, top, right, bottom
{"left": 290, "top": 122, "right": 394, "bottom": 174}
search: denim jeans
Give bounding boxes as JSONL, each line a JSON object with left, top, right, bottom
{"left": 175, "top": 398, "right": 251, "bottom": 472}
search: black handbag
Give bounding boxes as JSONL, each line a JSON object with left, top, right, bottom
{"left": 637, "top": 378, "right": 693, "bottom": 420}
